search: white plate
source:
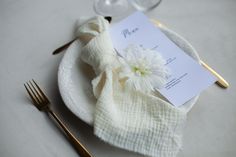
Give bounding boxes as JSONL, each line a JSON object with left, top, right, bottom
{"left": 58, "top": 26, "right": 200, "bottom": 125}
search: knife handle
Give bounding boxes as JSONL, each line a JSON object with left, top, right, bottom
{"left": 200, "top": 60, "right": 229, "bottom": 88}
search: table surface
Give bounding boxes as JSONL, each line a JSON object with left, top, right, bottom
{"left": 1, "top": 0, "right": 236, "bottom": 157}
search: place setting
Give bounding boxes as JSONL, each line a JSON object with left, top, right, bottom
{"left": 23, "top": 1, "right": 229, "bottom": 157}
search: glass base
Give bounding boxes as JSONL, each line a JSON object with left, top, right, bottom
{"left": 129, "top": 0, "right": 162, "bottom": 12}
{"left": 93, "top": 0, "right": 129, "bottom": 17}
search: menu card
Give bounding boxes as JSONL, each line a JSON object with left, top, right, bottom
{"left": 109, "top": 12, "right": 217, "bottom": 106}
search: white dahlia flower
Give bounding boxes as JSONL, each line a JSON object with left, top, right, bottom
{"left": 119, "top": 44, "right": 170, "bottom": 92}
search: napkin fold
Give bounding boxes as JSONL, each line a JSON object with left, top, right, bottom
{"left": 76, "top": 16, "right": 186, "bottom": 157}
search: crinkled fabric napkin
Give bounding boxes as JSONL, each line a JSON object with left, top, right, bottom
{"left": 76, "top": 16, "right": 186, "bottom": 157}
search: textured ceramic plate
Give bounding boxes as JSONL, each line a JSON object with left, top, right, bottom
{"left": 58, "top": 25, "right": 200, "bottom": 125}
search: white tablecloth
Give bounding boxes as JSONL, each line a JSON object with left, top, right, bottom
{"left": 0, "top": 0, "right": 236, "bottom": 156}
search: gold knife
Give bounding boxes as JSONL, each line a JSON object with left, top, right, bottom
{"left": 151, "top": 19, "right": 229, "bottom": 88}
{"left": 200, "top": 60, "right": 229, "bottom": 88}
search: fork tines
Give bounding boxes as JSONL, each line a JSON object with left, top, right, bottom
{"left": 24, "top": 80, "right": 50, "bottom": 110}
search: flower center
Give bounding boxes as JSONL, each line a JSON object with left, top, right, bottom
{"left": 131, "top": 59, "right": 151, "bottom": 76}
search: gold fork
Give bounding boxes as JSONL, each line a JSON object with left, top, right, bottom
{"left": 24, "top": 80, "right": 93, "bottom": 157}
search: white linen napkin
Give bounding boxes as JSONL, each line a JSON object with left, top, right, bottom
{"left": 76, "top": 16, "right": 186, "bottom": 157}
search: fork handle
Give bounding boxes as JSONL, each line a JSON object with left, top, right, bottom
{"left": 48, "top": 110, "right": 93, "bottom": 157}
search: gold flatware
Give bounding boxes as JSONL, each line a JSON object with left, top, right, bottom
{"left": 52, "top": 39, "right": 76, "bottom": 55}
{"left": 52, "top": 16, "right": 112, "bottom": 55}
{"left": 151, "top": 19, "right": 229, "bottom": 88}
{"left": 200, "top": 60, "right": 229, "bottom": 88}
{"left": 24, "top": 80, "right": 93, "bottom": 157}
